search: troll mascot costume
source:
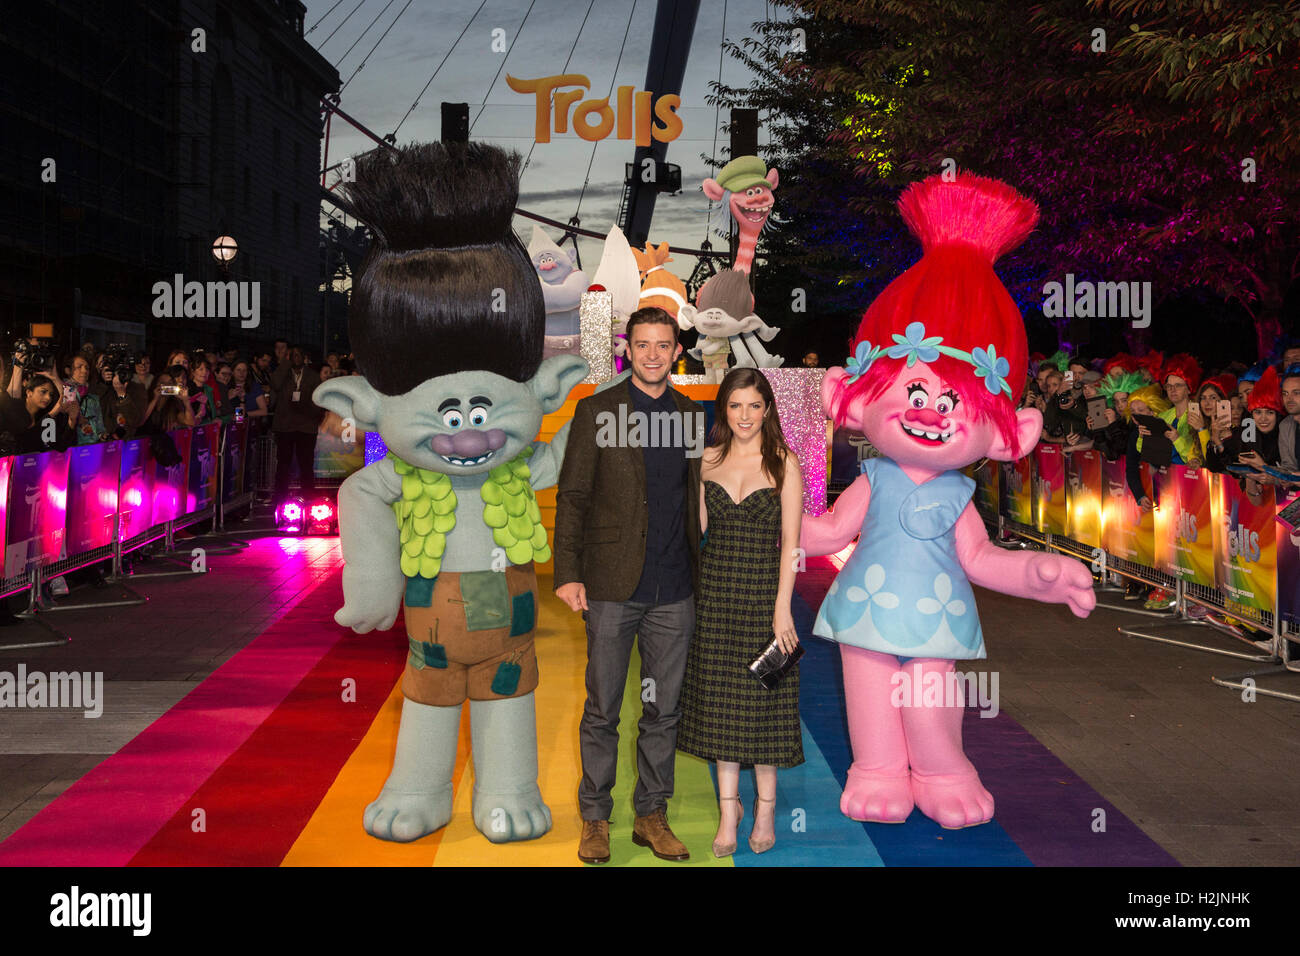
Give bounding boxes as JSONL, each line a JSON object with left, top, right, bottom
{"left": 318, "top": 142, "right": 587, "bottom": 843}
{"left": 801, "top": 173, "right": 1096, "bottom": 829}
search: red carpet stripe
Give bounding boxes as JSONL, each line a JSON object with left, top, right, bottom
{"left": 128, "top": 589, "right": 408, "bottom": 866}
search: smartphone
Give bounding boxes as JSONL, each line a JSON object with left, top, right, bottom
{"left": 234, "top": 406, "right": 245, "bottom": 424}
{"left": 1063, "top": 370, "right": 1074, "bottom": 387}
{"left": 62, "top": 386, "right": 75, "bottom": 402}
{"left": 159, "top": 385, "right": 182, "bottom": 397}
{"left": 1215, "top": 400, "right": 1231, "bottom": 427}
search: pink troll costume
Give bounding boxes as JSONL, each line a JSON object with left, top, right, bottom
{"left": 801, "top": 172, "right": 1096, "bottom": 828}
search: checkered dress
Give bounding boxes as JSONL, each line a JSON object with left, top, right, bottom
{"left": 677, "top": 481, "right": 803, "bottom": 768}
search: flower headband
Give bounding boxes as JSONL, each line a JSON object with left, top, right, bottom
{"left": 844, "top": 321, "right": 1012, "bottom": 397}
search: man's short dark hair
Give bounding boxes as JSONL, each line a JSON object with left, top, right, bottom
{"left": 625, "top": 306, "right": 678, "bottom": 345}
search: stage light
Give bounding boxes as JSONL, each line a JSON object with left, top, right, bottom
{"left": 306, "top": 498, "right": 338, "bottom": 536}
{"left": 276, "top": 498, "right": 306, "bottom": 534}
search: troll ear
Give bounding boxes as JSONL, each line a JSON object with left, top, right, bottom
{"left": 677, "top": 304, "right": 699, "bottom": 330}
{"left": 821, "top": 367, "right": 852, "bottom": 425}
{"left": 313, "top": 376, "right": 383, "bottom": 433}
{"left": 987, "top": 407, "right": 1043, "bottom": 461}
{"left": 702, "top": 178, "right": 725, "bottom": 201}
{"left": 529, "top": 355, "right": 589, "bottom": 414}
{"left": 766, "top": 167, "right": 779, "bottom": 190}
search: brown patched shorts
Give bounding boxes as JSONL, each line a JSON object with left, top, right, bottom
{"left": 401, "top": 563, "right": 540, "bottom": 707}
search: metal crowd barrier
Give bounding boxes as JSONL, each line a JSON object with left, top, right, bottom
{"left": 977, "top": 447, "right": 1300, "bottom": 702}
{"left": 0, "top": 419, "right": 253, "bottom": 647}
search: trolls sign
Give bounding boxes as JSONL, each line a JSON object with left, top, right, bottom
{"left": 506, "top": 74, "right": 682, "bottom": 146}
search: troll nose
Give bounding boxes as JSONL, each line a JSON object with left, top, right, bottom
{"left": 904, "top": 407, "right": 947, "bottom": 430}
{"left": 431, "top": 428, "right": 506, "bottom": 457}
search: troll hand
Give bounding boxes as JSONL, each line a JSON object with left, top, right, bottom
{"left": 1025, "top": 553, "right": 1095, "bottom": 618}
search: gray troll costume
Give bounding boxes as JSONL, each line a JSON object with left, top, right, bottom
{"left": 315, "top": 142, "right": 587, "bottom": 844}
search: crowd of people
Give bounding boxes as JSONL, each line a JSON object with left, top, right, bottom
{"left": 0, "top": 337, "right": 365, "bottom": 529}
{"left": 1019, "top": 340, "right": 1300, "bottom": 611}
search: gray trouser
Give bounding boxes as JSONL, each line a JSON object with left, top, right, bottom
{"left": 578, "top": 596, "right": 694, "bottom": 820}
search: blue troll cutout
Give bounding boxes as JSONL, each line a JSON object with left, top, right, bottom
{"left": 315, "top": 142, "right": 587, "bottom": 844}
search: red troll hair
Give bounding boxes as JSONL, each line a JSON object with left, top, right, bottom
{"left": 829, "top": 172, "right": 1038, "bottom": 450}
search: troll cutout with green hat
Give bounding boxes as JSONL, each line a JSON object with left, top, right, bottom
{"left": 316, "top": 143, "right": 587, "bottom": 844}
{"left": 703, "top": 155, "right": 778, "bottom": 275}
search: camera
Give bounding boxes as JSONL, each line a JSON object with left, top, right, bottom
{"left": 13, "top": 338, "right": 53, "bottom": 371}
{"left": 104, "top": 343, "right": 135, "bottom": 383}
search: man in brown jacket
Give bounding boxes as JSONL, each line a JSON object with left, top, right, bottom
{"left": 554, "top": 308, "right": 703, "bottom": 864}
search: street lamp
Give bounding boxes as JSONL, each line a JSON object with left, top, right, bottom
{"left": 212, "top": 235, "right": 238, "bottom": 274}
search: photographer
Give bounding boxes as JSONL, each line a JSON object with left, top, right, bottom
{"left": 139, "top": 370, "right": 196, "bottom": 433}
{"left": 97, "top": 364, "right": 148, "bottom": 440}
{"left": 8, "top": 338, "right": 56, "bottom": 400}
{"left": 1041, "top": 372, "right": 1093, "bottom": 450}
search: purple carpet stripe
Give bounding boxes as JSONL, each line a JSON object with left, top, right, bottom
{"left": 966, "top": 713, "right": 1179, "bottom": 866}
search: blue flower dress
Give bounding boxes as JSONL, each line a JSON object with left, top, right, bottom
{"left": 812, "top": 457, "right": 985, "bottom": 660}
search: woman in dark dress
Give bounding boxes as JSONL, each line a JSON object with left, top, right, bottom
{"left": 678, "top": 367, "right": 803, "bottom": 857}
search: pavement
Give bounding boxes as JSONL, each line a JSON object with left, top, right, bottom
{"left": 1, "top": 522, "right": 1297, "bottom": 865}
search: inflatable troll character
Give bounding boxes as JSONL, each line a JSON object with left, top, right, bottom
{"left": 528, "top": 226, "right": 588, "bottom": 359}
{"left": 678, "top": 269, "right": 783, "bottom": 383}
{"left": 317, "top": 143, "right": 587, "bottom": 843}
{"left": 800, "top": 172, "right": 1095, "bottom": 829}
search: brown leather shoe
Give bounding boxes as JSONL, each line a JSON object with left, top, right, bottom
{"left": 632, "top": 808, "right": 690, "bottom": 861}
{"left": 578, "top": 819, "right": 610, "bottom": 864}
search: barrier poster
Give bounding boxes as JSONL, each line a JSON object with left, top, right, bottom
{"left": 1214, "top": 475, "right": 1276, "bottom": 619}
{"left": 153, "top": 429, "right": 192, "bottom": 524}
{"left": 118, "top": 438, "right": 155, "bottom": 541}
{"left": 186, "top": 422, "right": 220, "bottom": 514}
{"left": 1276, "top": 489, "right": 1300, "bottom": 628}
{"left": 1033, "top": 444, "right": 1068, "bottom": 535}
{"left": 971, "top": 459, "right": 1000, "bottom": 522}
{"left": 1065, "top": 449, "right": 1102, "bottom": 547}
{"left": 1162, "top": 465, "right": 1214, "bottom": 586}
{"left": 223, "top": 420, "right": 248, "bottom": 502}
{"left": 65, "top": 440, "right": 121, "bottom": 556}
{"left": 3, "top": 451, "right": 68, "bottom": 578}
{"left": 1102, "top": 456, "right": 1155, "bottom": 565}
{"left": 1004, "top": 456, "right": 1033, "bottom": 527}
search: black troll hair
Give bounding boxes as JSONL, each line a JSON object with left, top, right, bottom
{"left": 344, "top": 141, "right": 544, "bottom": 395}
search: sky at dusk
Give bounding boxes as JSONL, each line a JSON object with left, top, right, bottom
{"left": 304, "top": 0, "right": 782, "bottom": 280}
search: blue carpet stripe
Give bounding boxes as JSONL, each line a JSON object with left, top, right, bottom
{"left": 791, "top": 590, "right": 1033, "bottom": 867}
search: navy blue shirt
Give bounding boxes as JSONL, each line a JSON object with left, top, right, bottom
{"left": 628, "top": 380, "right": 693, "bottom": 604}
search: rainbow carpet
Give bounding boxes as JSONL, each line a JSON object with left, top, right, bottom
{"left": 0, "top": 546, "right": 1176, "bottom": 867}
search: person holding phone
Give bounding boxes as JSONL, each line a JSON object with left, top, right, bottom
{"left": 1193, "top": 375, "right": 1236, "bottom": 466}
{"left": 1092, "top": 369, "right": 1147, "bottom": 460}
{"left": 1235, "top": 367, "right": 1284, "bottom": 496}
{"left": 1158, "top": 354, "right": 1203, "bottom": 466}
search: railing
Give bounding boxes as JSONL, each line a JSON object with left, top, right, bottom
{"left": 972, "top": 447, "right": 1300, "bottom": 702}
{"left": 0, "top": 420, "right": 254, "bottom": 648}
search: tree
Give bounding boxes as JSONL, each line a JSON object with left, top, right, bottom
{"left": 715, "top": 0, "right": 1299, "bottom": 359}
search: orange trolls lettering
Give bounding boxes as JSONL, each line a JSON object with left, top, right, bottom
{"left": 507, "top": 74, "right": 682, "bottom": 146}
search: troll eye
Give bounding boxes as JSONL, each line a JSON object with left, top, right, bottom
{"left": 906, "top": 383, "right": 929, "bottom": 408}
{"left": 469, "top": 405, "right": 488, "bottom": 427}
{"left": 935, "top": 391, "right": 959, "bottom": 415}
{"left": 442, "top": 409, "right": 462, "bottom": 428}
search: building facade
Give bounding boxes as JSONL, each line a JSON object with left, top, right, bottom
{"left": 0, "top": 0, "right": 339, "bottom": 362}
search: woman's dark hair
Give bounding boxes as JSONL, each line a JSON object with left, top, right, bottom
{"left": 344, "top": 141, "right": 544, "bottom": 395}
{"left": 707, "top": 367, "right": 792, "bottom": 492}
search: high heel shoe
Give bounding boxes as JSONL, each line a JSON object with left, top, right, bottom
{"left": 712, "top": 796, "right": 744, "bottom": 857}
{"left": 749, "top": 796, "right": 776, "bottom": 854}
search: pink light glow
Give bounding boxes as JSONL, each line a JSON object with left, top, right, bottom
{"left": 310, "top": 503, "right": 333, "bottom": 521}
{"left": 828, "top": 541, "right": 857, "bottom": 571}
